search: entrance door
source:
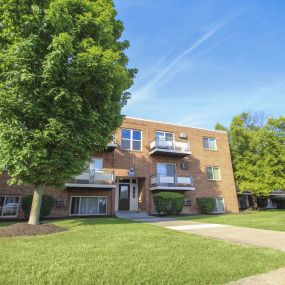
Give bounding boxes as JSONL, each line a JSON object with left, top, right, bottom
{"left": 119, "top": 184, "right": 130, "bottom": 210}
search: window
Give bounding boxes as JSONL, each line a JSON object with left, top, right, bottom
{"left": 90, "top": 158, "right": 103, "bottom": 172}
{"left": 0, "top": 196, "right": 20, "bottom": 217}
{"left": 157, "top": 163, "right": 176, "bottom": 177}
{"left": 203, "top": 137, "right": 217, "bottom": 150}
{"left": 156, "top": 131, "right": 174, "bottom": 141}
{"left": 156, "top": 163, "right": 176, "bottom": 184}
{"left": 70, "top": 196, "right": 107, "bottom": 215}
{"left": 206, "top": 166, "right": 221, "bottom": 181}
{"left": 212, "top": 197, "right": 225, "bottom": 213}
{"left": 122, "top": 129, "right": 142, "bottom": 151}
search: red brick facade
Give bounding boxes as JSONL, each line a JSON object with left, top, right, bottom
{"left": 0, "top": 117, "right": 239, "bottom": 219}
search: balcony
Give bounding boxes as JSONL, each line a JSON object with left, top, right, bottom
{"left": 149, "top": 138, "right": 191, "bottom": 157}
{"left": 150, "top": 174, "right": 195, "bottom": 191}
{"left": 106, "top": 137, "right": 117, "bottom": 152}
{"left": 65, "top": 170, "right": 116, "bottom": 189}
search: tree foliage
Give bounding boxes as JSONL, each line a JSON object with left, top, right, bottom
{"left": 0, "top": 0, "right": 136, "bottom": 187}
{"left": 215, "top": 113, "right": 285, "bottom": 199}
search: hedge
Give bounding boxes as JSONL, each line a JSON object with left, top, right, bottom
{"left": 22, "top": 195, "right": 54, "bottom": 219}
{"left": 153, "top": 192, "right": 184, "bottom": 216}
{"left": 196, "top": 197, "right": 216, "bottom": 214}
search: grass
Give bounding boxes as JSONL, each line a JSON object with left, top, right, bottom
{"left": 0, "top": 218, "right": 285, "bottom": 284}
{"left": 0, "top": 221, "right": 17, "bottom": 227}
{"left": 178, "top": 209, "right": 285, "bottom": 232}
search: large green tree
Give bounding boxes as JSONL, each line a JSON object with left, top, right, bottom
{"left": 0, "top": 0, "right": 135, "bottom": 224}
{"left": 216, "top": 113, "right": 285, "bottom": 208}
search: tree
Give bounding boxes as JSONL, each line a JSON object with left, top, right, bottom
{"left": 0, "top": 0, "right": 136, "bottom": 224}
{"left": 215, "top": 113, "right": 285, "bottom": 209}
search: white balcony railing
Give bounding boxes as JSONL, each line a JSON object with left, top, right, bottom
{"left": 68, "top": 170, "right": 114, "bottom": 186}
{"left": 150, "top": 138, "right": 190, "bottom": 156}
{"left": 151, "top": 174, "right": 193, "bottom": 187}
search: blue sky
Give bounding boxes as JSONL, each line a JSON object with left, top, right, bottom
{"left": 114, "top": 0, "right": 285, "bottom": 129}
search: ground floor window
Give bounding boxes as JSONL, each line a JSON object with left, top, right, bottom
{"left": 267, "top": 199, "right": 277, "bottom": 209}
{"left": 70, "top": 196, "right": 107, "bottom": 215}
{"left": 212, "top": 197, "right": 225, "bottom": 213}
{"left": 0, "top": 196, "right": 20, "bottom": 217}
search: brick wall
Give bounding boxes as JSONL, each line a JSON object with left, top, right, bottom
{"left": 0, "top": 116, "right": 239, "bottom": 219}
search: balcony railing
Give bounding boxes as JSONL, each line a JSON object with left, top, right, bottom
{"left": 106, "top": 136, "right": 117, "bottom": 151}
{"left": 149, "top": 138, "right": 191, "bottom": 157}
{"left": 150, "top": 174, "right": 195, "bottom": 191}
{"left": 65, "top": 170, "right": 115, "bottom": 188}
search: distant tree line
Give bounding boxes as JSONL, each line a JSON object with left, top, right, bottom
{"left": 216, "top": 112, "right": 285, "bottom": 209}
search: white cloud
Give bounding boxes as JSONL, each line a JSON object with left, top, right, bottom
{"left": 125, "top": 19, "right": 229, "bottom": 110}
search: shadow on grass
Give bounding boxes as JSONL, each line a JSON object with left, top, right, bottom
{"left": 52, "top": 216, "right": 136, "bottom": 229}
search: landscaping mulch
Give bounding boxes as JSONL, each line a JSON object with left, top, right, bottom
{"left": 0, "top": 223, "right": 66, "bottom": 237}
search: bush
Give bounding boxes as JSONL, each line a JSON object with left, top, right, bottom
{"left": 197, "top": 197, "right": 216, "bottom": 214}
{"left": 22, "top": 195, "right": 54, "bottom": 219}
{"left": 153, "top": 192, "right": 184, "bottom": 216}
{"left": 257, "top": 197, "right": 268, "bottom": 209}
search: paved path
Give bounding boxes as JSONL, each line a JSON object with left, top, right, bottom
{"left": 226, "top": 268, "right": 285, "bottom": 285}
{"left": 154, "top": 220, "right": 285, "bottom": 285}
{"left": 155, "top": 220, "right": 285, "bottom": 252}
{"left": 115, "top": 211, "right": 175, "bottom": 222}
{"left": 117, "top": 215, "right": 285, "bottom": 284}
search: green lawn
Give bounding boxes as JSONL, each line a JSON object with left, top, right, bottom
{"left": 0, "top": 221, "right": 18, "bottom": 228}
{"left": 178, "top": 210, "right": 285, "bottom": 232}
{"left": 0, "top": 218, "right": 285, "bottom": 284}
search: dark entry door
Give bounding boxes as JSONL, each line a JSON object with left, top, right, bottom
{"left": 119, "top": 184, "right": 130, "bottom": 211}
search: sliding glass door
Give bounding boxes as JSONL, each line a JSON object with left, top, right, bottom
{"left": 70, "top": 197, "right": 107, "bottom": 215}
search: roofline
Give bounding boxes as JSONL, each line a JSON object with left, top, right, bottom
{"left": 124, "top": 116, "right": 227, "bottom": 134}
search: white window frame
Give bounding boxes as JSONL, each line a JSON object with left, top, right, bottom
{"left": 90, "top": 158, "right": 103, "bottom": 172}
{"left": 69, "top": 196, "right": 108, "bottom": 216}
{"left": 0, "top": 196, "right": 20, "bottom": 218}
{"left": 121, "top": 128, "right": 142, "bottom": 151}
{"left": 203, "top": 137, "right": 217, "bottom": 151}
{"left": 212, "top": 197, "right": 225, "bottom": 213}
{"left": 206, "top": 166, "right": 221, "bottom": 181}
{"left": 155, "top": 131, "right": 174, "bottom": 140}
{"left": 157, "top": 162, "right": 176, "bottom": 176}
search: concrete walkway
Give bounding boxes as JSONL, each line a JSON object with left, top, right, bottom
{"left": 226, "top": 268, "right": 285, "bottom": 285}
{"left": 117, "top": 215, "right": 285, "bottom": 284}
{"left": 155, "top": 220, "right": 285, "bottom": 252}
{"left": 154, "top": 220, "right": 285, "bottom": 285}
{"left": 115, "top": 211, "right": 175, "bottom": 222}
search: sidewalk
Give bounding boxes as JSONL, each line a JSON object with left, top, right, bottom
{"left": 154, "top": 220, "right": 285, "bottom": 284}
{"left": 155, "top": 220, "right": 285, "bottom": 252}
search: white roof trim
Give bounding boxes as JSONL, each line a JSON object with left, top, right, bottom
{"left": 125, "top": 116, "right": 227, "bottom": 134}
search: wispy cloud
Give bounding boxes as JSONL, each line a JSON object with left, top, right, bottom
{"left": 125, "top": 18, "right": 230, "bottom": 109}
{"left": 176, "top": 77, "right": 285, "bottom": 128}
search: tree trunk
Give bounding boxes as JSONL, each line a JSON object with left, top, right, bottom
{"left": 28, "top": 184, "right": 45, "bottom": 225}
{"left": 252, "top": 195, "right": 258, "bottom": 210}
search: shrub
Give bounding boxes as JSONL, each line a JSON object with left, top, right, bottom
{"left": 22, "top": 195, "right": 54, "bottom": 219}
{"left": 257, "top": 197, "right": 268, "bottom": 209}
{"left": 153, "top": 192, "right": 184, "bottom": 216}
{"left": 197, "top": 197, "right": 216, "bottom": 214}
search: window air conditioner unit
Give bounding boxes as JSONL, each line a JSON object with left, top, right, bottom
{"left": 184, "top": 199, "right": 192, "bottom": 206}
{"left": 179, "top": 133, "right": 188, "bottom": 139}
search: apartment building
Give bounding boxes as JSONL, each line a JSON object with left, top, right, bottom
{"left": 0, "top": 117, "right": 239, "bottom": 219}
